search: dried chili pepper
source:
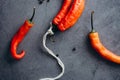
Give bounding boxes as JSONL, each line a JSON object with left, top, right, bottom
{"left": 52, "top": 0, "right": 72, "bottom": 25}
{"left": 57, "top": 0, "right": 85, "bottom": 31}
{"left": 89, "top": 11, "right": 120, "bottom": 64}
{"left": 10, "top": 7, "right": 36, "bottom": 60}
{"left": 40, "top": 0, "right": 85, "bottom": 79}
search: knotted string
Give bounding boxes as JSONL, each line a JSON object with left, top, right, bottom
{"left": 40, "top": 23, "right": 65, "bottom": 80}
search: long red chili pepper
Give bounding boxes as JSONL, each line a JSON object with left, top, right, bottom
{"left": 58, "top": 0, "right": 85, "bottom": 31}
{"left": 10, "top": 7, "right": 36, "bottom": 60}
{"left": 52, "top": 0, "right": 72, "bottom": 25}
{"left": 89, "top": 11, "right": 120, "bottom": 64}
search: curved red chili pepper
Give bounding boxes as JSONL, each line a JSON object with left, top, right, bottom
{"left": 52, "top": 0, "right": 72, "bottom": 25}
{"left": 10, "top": 7, "right": 35, "bottom": 60}
{"left": 58, "top": 0, "right": 85, "bottom": 31}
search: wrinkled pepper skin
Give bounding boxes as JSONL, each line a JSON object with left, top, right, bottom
{"left": 10, "top": 20, "right": 33, "bottom": 60}
{"left": 53, "top": 0, "right": 72, "bottom": 25}
{"left": 58, "top": 0, "right": 85, "bottom": 31}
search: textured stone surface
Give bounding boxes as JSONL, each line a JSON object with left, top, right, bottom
{"left": 0, "top": 0, "right": 120, "bottom": 80}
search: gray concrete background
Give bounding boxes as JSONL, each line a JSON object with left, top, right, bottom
{"left": 0, "top": 0, "right": 120, "bottom": 80}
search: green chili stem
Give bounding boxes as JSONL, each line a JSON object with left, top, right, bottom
{"left": 29, "top": 7, "right": 36, "bottom": 22}
{"left": 91, "top": 11, "right": 95, "bottom": 32}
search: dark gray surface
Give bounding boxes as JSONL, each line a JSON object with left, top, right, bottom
{"left": 0, "top": 0, "right": 120, "bottom": 80}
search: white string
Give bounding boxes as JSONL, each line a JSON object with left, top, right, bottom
{"left": 40, "top": 23, "right": 65, "bottom": 80}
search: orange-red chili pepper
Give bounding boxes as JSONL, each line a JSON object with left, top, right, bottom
{"left": 89, "top": 11, "right": 120, "bottom": 64}
{"left": 58, "top": 0, "right": 85, "bottom": 31}
{"left": 52, "top": 0, "right": 72, "bottom": 25}
{"left": 10, "top": 7, "right": 36, "bottom": 60}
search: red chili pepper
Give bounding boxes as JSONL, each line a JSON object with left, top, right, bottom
{"left": 89, "top": 11, "right": 120, "bottom": 64}
{"left": 52, "top": 0, "right": 72, "bottom": 25}
{"left": 58, "top": 0, "right": 85, "bottom": 31}
{"left": 10, "top": 7, "right": 36, "bottom": 60}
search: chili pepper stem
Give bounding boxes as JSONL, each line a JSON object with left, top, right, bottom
{"left": 91, "top": 11, "right": 96, "bottom": 33}
{"left": 29, "top": 7, "right": 36, "bottom": 22}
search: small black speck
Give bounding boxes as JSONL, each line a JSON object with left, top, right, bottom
{"left": 72, "top": 47, "right": 76, "bottom": 52}
{"left": 56, "top": 54, "right": 59, "bottom": 57}
{"left": 39, "top": 1, "right": 43, "bottom": 4}
{"left": 38, "top": 0, "right": 50, "bottom": 4}
{"left": 49, "top": 35, "right": 56, "bottom": 42}
{"left": 38, "top": 0, "right": 45, "bottom": 4}
{"left": 47, "top": 0, "right": 50, "bottom": 2}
